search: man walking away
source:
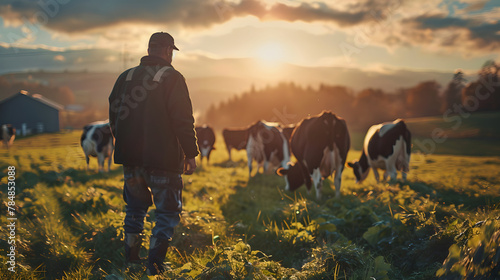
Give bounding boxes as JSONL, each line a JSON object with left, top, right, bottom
{"left": 109, "top": 32, "right": 199, "bottom": 276}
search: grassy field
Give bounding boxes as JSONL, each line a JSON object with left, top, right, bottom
{"left": 0, "top": 113, "right": 499, "bottom": 279}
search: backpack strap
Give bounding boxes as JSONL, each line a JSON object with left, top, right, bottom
{"left": 125, "top": 67, "right": 137, "bottom": 81}
{"left": 153, "top": 66, "right": 172, "bottom": 82}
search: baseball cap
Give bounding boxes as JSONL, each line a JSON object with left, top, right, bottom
{"left": 148, "top": 32, "right": 179, "bottom": 51}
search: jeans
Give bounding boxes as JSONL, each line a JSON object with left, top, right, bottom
{"left": 123, "top": 166, "right": 183, "bottom": 241}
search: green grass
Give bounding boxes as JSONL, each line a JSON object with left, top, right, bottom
{"left": 0, "top": 113, "right": 499, "bottom": 279}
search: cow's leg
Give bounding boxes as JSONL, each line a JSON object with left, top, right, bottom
{"left": 97, "top": 154, "right": 105, "bottom": 172}
{"left": 334, "top": 167, "right": 343, "bottom": 198}
{"left": 311, "top": 168, "right": 322, "bottom": 200}
{"left": 227, "top": 148, "right": 232, "bottom": 162}
{"left": 386, "top": 163, "right": 398, "bottom": 181}
{"left": 385, "top": 157, "right": 398, "bottom": 181}
{"left": 107, "top": 155, "right": 112, "bottom": 172}
{"left": 8, "top": 135, "right": 15, "bottom": 148}
{"left": 402, "top": 154, "right": 410, "bottom": 181}
{"left": 316, "top": 179, "right": 323, "bottom": 200}
{"left": 263, "top": 160, "right": 269, "bottom": 173}
{"left": 85, "top": 155, "right": 90, "bottom": 171}
{"left": 372, "top": 167, "right": 380, "bottom": 183}
{"left": 383, "top": 171, "right": 389, "bottom": 181}
{"left": 247, "top": 150, "right": 253, "bottom": 177}
{"left": 388, "top": 167, "right": 398, "bottom": 181}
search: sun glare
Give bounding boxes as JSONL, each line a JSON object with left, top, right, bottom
{"left": 255, "top": 42, "right": 285, "bottom": 63}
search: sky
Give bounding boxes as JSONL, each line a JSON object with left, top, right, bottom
{"left": 0, "top": 0, "right": 499, "bottom": 75}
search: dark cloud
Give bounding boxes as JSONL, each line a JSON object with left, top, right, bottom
{"left": 0, "top": 0, "right": 393, "bottom": 33}
{"left": 404, "top": 14, "right": 500, "bottom": 51}
{"left": 463, "top": 0, "right": 488, "bottom": 12}
{"left": 265, "top": 2, "right": 370, "bottom": 26}
{"left": 1, "top": 0, "right": 234, "bottom": 32}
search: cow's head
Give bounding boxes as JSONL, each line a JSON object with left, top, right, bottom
{"left": 347, "top": 161, "right": 369, "bottom": 183}
{"left": 276, "top": 162, "right": 305, "bottom": 192}
{"left": 200, "top": 140, "right": 216, "bottom": 158}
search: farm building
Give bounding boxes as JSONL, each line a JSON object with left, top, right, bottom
{"left": 0, "top": 90, "right": 63, "bottom": 135}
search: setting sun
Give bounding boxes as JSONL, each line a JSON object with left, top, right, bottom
{"left": 255, "top": 42, "right": 285, "bottom": 63}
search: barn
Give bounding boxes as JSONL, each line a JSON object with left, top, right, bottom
{"left": 0, "top": 90, "right": 63, "bottom": 135}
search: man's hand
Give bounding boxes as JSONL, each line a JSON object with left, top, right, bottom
{"left": 184, "top": 157, "right": 197, "bottom": 175}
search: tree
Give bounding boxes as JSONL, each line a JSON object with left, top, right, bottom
{"left": 406, "top": 81, "right": 441, "bottom": 117}
{"left": 352, "top": 88, "right": 394, "bottom": 129}
{"left": 461, "top": 60, "right": 500, "bottom": 112}
{"left": 442, "top": 70, "right": 466, "bottom": 113}
{"left": 479, "top": 60, "right": 499, "bottom": 79}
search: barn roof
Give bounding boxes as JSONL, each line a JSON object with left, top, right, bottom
{"left": 0, "top": 90, "right": 64, "bottom": 111}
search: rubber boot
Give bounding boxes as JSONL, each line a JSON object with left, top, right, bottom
{"left": 146, "top": 236, "right": 170, "bottom": 276}
{"left": 124, "top": 233, "right": 144, "bottom": 264}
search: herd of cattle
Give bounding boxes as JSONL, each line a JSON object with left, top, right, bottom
{"left": 1, "top": 110, "right": 412, "bottom": 199}
{"left": 78, "top": 110, "right": 411, "bottom": 199}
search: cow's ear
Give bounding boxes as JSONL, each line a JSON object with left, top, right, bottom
{"left": 347, "top": 162, "right": 355, "bottom": 168}
{"left": 276, "top": 167, "right": 288, "bottom": 176}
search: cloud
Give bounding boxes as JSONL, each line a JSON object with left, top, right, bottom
{"left": 1, "top": 0, "right": 499, "bottom": 59}
{"left": 463, "top": 0, "right": 488, "bottom": 12}
{"left": 400, "top": 14, "right": 500, "bottom": 53}
{"left": 0, "top": 0, "right": 405, "bottom": 33}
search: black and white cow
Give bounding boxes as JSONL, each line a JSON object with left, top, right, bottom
{"left": 222, "top": 128, "right": 249, "bottom": 161}
{"left": 195, "top": 125, "right": 216, "bottom": 165}
{"left": 80, "top": 121, "right": 114, "bottom": 172}
{"left": 246, "top": 121, "right": 290, "bottom": 177}
{"left": 277, "top": 111, "right": 350, "bottom": 199}
{"left": 348, "top": 119, "right": 411, "bottom": 183}
{"left": 1, "top": 124, "right": 16, "bottom": 148}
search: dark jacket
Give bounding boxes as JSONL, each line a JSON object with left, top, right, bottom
{"left": 109, "top": 55, "right": 199, "bottom": 173}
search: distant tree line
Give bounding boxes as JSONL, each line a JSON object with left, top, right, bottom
{"left": 203, "top": 60, "right": 500, "bottom": 131}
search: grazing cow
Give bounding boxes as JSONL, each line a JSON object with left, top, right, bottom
{"left": 348, "top": 119, "right": 411, "bottom": 183}
{"left": 246, "top": 121, "right": 290, "bottom": 177}
{"left": 80, "top": 121, "right": 114, "bottom": 172}
{"left": 277, "top": 111, "right": 350, "bottom": 199}
{"left": 222, "top": 128, "right": 249, "bottom": 161}
{"left": 195, "top": 125, "right": 216, "bottom": 165}
{"left": 1, "top": 124, "right": 16, "bottom": 148}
